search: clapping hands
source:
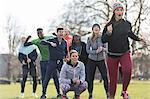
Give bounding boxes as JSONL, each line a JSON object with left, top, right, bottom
{"left": 96, "top": 46, "right": 103, "bottom": 53}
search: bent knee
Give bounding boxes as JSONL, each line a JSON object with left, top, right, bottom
{"left": 61, "top": 84, "right": 70, "bottom": 91}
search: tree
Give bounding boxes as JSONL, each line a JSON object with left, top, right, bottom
{"left": 49, "top": 0, "right": 113, "bottom": 35}
{"left": 51, "top": 0, "right": 150, "bottom": 79}
{"left": 4, "top": 15, "right": 24, "bottom": 80}
{"left": 57, "top": 0, "right": 150, "bottom": 49}
{"left": 127, "top": 0, "right": 150, "bottom": 55}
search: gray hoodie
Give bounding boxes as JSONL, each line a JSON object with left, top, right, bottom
{"left": 86, "top": 36, "right": 105, "bottom": 61}
{"left": 59, "top": 61, "right": 85, "bottom": 85}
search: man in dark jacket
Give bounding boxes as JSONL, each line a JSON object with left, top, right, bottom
{"left": 40, "top": 27, "right": 68, "bottom": 99}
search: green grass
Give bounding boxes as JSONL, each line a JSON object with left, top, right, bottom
{"left": 0, "top": 80, "right": 150, "bottom": 99}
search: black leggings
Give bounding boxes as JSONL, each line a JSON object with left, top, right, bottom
{"left": 21, "top": 75, "right": 37, "bottom": 93}
{"left": 86, "top": 59, "right": 108, "bottom": 95}
{"left": 21, "top": 63, "right": 37, "bottom": 93}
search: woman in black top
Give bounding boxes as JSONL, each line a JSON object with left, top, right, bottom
{"left": 102, "top": 2, "right": 145, "bottom": 99}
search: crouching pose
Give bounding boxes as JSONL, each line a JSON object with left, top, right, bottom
{"left": 60, "top": 50, "right": 87, "bottom": 99}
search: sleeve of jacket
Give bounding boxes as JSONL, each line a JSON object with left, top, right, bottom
{"left": 24, "top": 42, "right": 33, "bottom": 46}
{"left": 59, "top": 64, "right": 72, "bottom": 84}
{"left": 65, "top": 41, "right": 68, "bottom": 57}
{"left": 28, "top": 49, "right": 38, "bottom": 61}
{"left": 18, "top": 53, "right": 25, "bottom": 63}
{"left": 40, "top": 39, "right": 50, "bottom": 45}
{"left": 101, "top": 26, "right": 111, "bottom": 43}
{"left": 86, "top": 37, "right": 97, "bottom": 54}
{"left": 127, "top": 22, "right": 141, "bottom": 41}
{"left": 79, "top": 62, "right": 85, "bottom": 83}
{"left": 81, "top": 42, "right": 88, "bottom": 58}
{"left": 24, "top": 36, "right": 33, "bottom": 46}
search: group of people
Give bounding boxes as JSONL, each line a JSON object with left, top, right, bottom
{"left": 18, "top": 2, "right": 145, "bottom": 99}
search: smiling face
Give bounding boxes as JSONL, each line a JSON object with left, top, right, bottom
{"left": 63, "top": 28, "right": 70, "bottom": 37}
{"left": 114, "top": 7, "right": 124, "bottom": 21}
{"left": 57, "top": 29, "right": 64, "bottom": 39}
{"left": 71, "top": 52, "right": 79, "bottom": 63}
{"left": 92, "top": 25, "right": 100, "bottom": 34}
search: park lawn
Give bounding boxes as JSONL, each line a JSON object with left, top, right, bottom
{"left": 0, "top": 80, "right": 150, "bottom": 99}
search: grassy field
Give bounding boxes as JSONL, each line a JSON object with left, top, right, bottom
{"left": 0, "top": 80, "right": 150, "bottom": 99}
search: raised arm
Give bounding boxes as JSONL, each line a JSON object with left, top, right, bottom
{"left": 24, "top": 36, "right": 33, "bottom": 46}
{"left": 101, "top": 25, "right": 112, "bottom": 43}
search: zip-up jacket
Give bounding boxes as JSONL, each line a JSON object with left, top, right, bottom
{"left": 86, "top": 36, "right": 105, "bottom": 61}
{"left": 59, "top": 61, "right": 85, "bottom": 84}
{"left": 18, "top": 49, "right": 37, "bottom": 64}
{"left": 102, "top": 19, "right": 141, "bottom": 55}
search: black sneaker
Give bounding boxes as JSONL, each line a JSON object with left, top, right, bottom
{"left": 40, "top": 94, "right": 47, "bottom": 99}
{"left": 57, "top": 94, "right": 62, "bottom": 98}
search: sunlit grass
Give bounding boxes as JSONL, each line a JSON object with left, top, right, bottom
{"left": 0, "top": 80, "right": 150, "bottom": 99}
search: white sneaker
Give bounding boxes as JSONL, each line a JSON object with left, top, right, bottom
{"left": 32, "top": 93, "right": 38, "bottom": 98}
{"left": 20, "top": 93, "right": 24, "bottom": 98}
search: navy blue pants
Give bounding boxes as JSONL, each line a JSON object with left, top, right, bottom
{"left": 40, "top": 60, "right": 62, "bottom": 95}
{"left": 42, "top": 60, "right": 63, "bottom": 95}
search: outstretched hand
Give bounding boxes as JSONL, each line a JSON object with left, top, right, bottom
{"left": 49, "top": 42, "right": 57, "bottom": 47}
{"left": 139, "top": 37, "right": 146, "bottom": 45}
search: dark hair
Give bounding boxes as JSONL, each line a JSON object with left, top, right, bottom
{"left": 109, "top": 14, "right": 115, "bottom": 24}
{"left": 37, "top": 28, "right": 43, "bottom": 31}
{"left": 92, "top": 23, "right": 100, "bottom": 30}
{"left": 57, "top": 28, "right": 63, "bottom": 33}
{"left": 70, "top": 50, "right": 78, "bottom": 56}
{"left": 72, "top": 35, "right": 81, "bottom": 43}
{"left": 91, "top": 23, "right": 101, "bottom": 42}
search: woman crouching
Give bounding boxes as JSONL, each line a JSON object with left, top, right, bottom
{"left": 59, "top": 50, "right": 87, "bottom": 99}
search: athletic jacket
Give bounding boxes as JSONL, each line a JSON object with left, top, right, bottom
{"left": 102, "top": 19, "right": 141, "bottom": 56}
{"left": 86, "top": 35, "right": 105, "bottom": 61}
{"left": 59, "top": 61, "right": 85, "bottom": 84}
